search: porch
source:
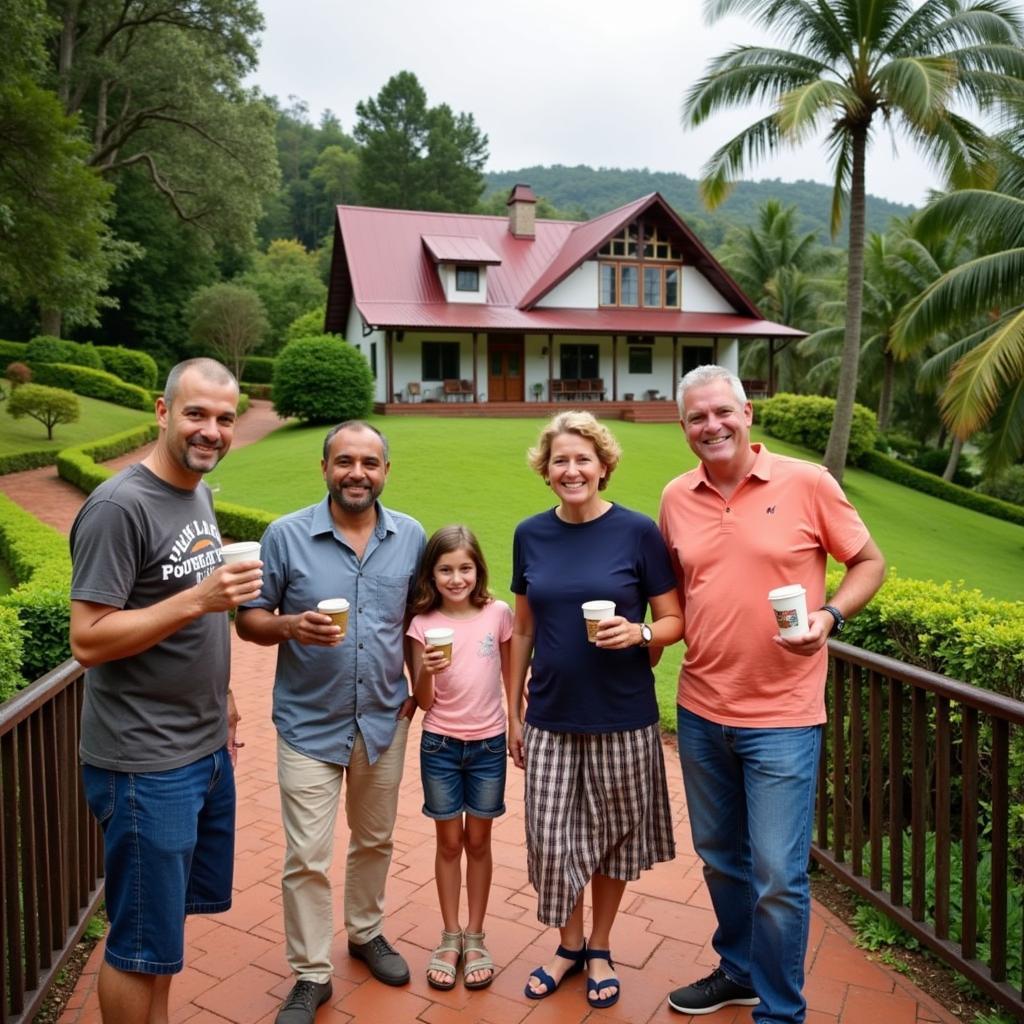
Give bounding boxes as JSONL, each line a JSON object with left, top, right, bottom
{"left": 373, "top": 397, "right": 682, "bottom": 422}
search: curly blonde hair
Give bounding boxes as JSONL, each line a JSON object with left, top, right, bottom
{"left": 527, "top": 410, "right": 622, "bottom": 490}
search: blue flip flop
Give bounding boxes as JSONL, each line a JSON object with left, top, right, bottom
{"left": 585, "top": 948, "right": 620, "bottom": 1008}
{"left": 524, "top": 942, "right": 587, "bottom": 999}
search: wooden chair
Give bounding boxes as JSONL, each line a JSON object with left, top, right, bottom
{"left": 590, "top": 378, "right": 606, "bottom": 400}
{"left": 406, "top": 382, "right": 422, "bottom": 403}
{"left": 741, "top": 378, "right": 769, "bottom": 398}
{"left": 459, "top": 379, "right": 474, "bottom": 401}
{"left": 562, "top": 379, "right": 578, "bottom": 401}
{"left": 442, "top": 380, "right": 462, "bottom": 402}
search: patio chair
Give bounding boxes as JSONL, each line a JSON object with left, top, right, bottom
{"left": 459, "top": 379, "right": 474, "bottom": 401}
{"left": 406, "top": 382, "right": 422, "bottom": 403}
{"left": 590, "top": 378, "right": 606, "bottom": 400}
{"left": 442, "top": 380, "right": 462, "bottom": 402}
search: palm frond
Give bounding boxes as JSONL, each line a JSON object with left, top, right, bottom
{"left": 705, "top": 0, "right": 852, "bottom": 57}
{"left": 825, "top": 127, "right": 851, "bottom": 236}
{"left": 917, "top": 320, "right": 995, "bottom": 383}
{"left": 874, "top": 56, "right": 958, "bottom": 122}
{"left": 699, "top": 115, "right": 784, "bottom": 208}
{"left": 976, "top": 377, "right": 1024, "bottom": 475}
{"left": 885, "top": 0, "right": 980, "bottom": 55}
{"left": 915, "top": 187, "right": 1024, "bottom": 246}
{"left": 904, "top": 111, "right": 996, "bottom": 189}
{"left": 777, "top": 79, "right": 858, "bottom": 140}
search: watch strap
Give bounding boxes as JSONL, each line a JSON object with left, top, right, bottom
{"left": 821, "top": 604, "right": 845, "bottom": 636}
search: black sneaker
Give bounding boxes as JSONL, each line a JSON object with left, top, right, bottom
{"left": 348, "top": 934, "right": 411, "bottom": 985}
{"left": 667, "top": 967, "right": 759, "bottom": 1014}
{"left": 275, "top": 979, "right": 333, "bottom": 1024}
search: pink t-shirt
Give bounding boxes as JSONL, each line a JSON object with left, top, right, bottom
{"left": 659, "top": 445, "right": 870, "bottom": 727}
{"left": 407, "top": 600, "right": 513, "bottom": 741}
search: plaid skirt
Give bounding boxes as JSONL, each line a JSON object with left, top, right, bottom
{"left": 523, "top": 722, "right": 675, "bottom": 927}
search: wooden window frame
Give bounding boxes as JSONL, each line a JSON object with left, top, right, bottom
{"left": 455, "top": 266, "right": 480, "bottom": 292}
{"left": 599, "top": 260, "right": 682, "bottom": 309}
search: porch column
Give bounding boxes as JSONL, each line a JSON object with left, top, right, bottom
{"left": 385, "top": 330, "right": 394, "bottom": 404}
{"left": 472, "top": 332, "right": 478, "bottom": 401}
{"left": 767, "top": 337, "right": 775, "bottom": 396}
{"left": 547, "top": 334, "right": 554, "bottom": 401}
{"left": 718, "top": 337, "right": 740, "bottom": 375}
{"left": 671, "top": 335, "right": 678, "bottom": 398}
{"left": 612, "top": 335, "right": 618, "bottom": 401}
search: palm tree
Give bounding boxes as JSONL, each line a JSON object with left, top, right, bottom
{"left": 893, "top": 150, "right": 1024, "bottom": 474}
{"left": 683, "top": 0, "right": 1024, "bottom": 482}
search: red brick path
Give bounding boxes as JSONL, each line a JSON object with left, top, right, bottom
{"left": 1, "top": 402, "right": 958, "bottom": 1023}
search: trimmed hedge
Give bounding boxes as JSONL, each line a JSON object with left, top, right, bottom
{"left": 26, "top": 335, "right": 104, "bottom": 370}
{"left": 756, "top": 392, "right": 878, "bottom": 462}
{"left": 242, "top": 356, "right": 275, "bottom": 384}
{"left": 96, "top": 345, "right": 159, "bottom": 390}
{"left": 0, "top": 492, "right": 72, "bottom": 685}
{"left": 32, "top": 362, "right": 152, "bottom": 409}
{"left": 241, "top": 383, "right": 272, "bottom": 400}
{"left": 214, "top": 499, "right": 277, "bottom": 541}
{"left": 859, "top": 450, "right": 1024, "bottom": 528}
{"left": 56, "top": 423, "right": 159, "bottom": 494}
{"left": 0, "top": 605, "right": 23, "bottom": 701}
{"left": 0, "top": 340, "right": 28, "bottom": 363}
{"left": 0, "top": 449, "right": 62, "bottom": 475}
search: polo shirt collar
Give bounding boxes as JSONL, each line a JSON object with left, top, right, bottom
{"left": 310, "top": 495, "right": 395, "bottom": 540}
{"left": 688, "top": 443, "right": 772, "bottom": 491}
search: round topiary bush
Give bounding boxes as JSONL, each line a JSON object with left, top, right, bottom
{"left": 272, "top": 336, "right": 373, "bottom": 423}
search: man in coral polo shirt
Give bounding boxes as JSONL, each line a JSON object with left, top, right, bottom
{"left": 659, "top": 365, "right": 885, "bottom": 1023}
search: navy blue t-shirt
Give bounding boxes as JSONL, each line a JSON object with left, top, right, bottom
{"left": 511, "top": 503, "right": 677, "bottom": 733}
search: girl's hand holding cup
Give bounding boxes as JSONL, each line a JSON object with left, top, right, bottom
{"left": 421, "top": 644, "right": 451, "bottom": 674}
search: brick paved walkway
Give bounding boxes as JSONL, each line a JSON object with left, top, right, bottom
{"left": 1, "top": 401, "right": 958, "bottom": 1023}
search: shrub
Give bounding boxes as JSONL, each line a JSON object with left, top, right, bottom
{"left": 0, "top": 605, "right": 23, "bottom": 700}
{"left": 5, "top": 361, "right": 32, "bottom": 386}
{"left": 57, "top": 423, "right": 159, "bottom": 494}
{"left": 242, "top": 355, "right": 275, "bottom": 384}
{"left": 32, "top": 362, "right": 151, "bottom": 409}
{"left": 757, "top": 393, "right": 878, "bottom": 462}
{"left": 96, "top": 345, "right": 159, "bottom": 390}
{"left": 875, "top": 430, "right": 920, "bottom": 458}
{"left": 976, "top": 465, "right": 1024, "bottom": 507}
{"left": 272, "top": 336, "right": 373, "bottom": 423}
{"left": 241, "top": 382, "right": 272, "bottom": 400}
{"left": 910, "top": 447, "right": 976, "bottom": 488}
{"left": 0, "top": 493, "right": 72, "bottom": 684}
{"left": 26, "top": 335, "right": 104, "bottom": 370}
{"left": 285, "top": 306, "right": 329, "bottom": 345}
{"left": 0, "top": 450, "right": 61, "bottom": 474}
{"left": 0, "top": 340, "right": 28, "bottom": 363}
{"left": 859, "top": 450, "right": 1024, "bottom": 528}
{"left": 7, "top": 384, "right": 80, "bottom": 439}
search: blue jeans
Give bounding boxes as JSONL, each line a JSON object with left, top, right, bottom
{"left": 676, "top": 706, "right": 821, "bottom": 1024}
{"left": 82, "top": 748, "right": 235, "bottom": 974}
{"left": 419, "top": 730, "right": 507, "bottom": 820}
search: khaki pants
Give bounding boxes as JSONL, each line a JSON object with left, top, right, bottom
{"left": 277, "top": 719, "right": 409, "bottom": 982}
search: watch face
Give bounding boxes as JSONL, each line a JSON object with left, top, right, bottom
{"left": 641, "top": 624, "right": 653, "bottom": 644}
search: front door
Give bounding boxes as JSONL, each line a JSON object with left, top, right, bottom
{"left": 487, "top": 335, "right": 524, "bottom": 402}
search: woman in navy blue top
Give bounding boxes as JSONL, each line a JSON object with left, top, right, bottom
{"left": 509, "top": 411, "right": 683, "bottom": 1009}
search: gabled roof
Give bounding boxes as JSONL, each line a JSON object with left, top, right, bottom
{"left": 325, "top": 195, "right": 803, "bottom": 339}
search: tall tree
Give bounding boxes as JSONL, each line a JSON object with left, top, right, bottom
{"left": 682, "top": 0, "right": 1024, "bottom": 481}
{"left": 355, "top": 71, "right": 488, "bottom": 212}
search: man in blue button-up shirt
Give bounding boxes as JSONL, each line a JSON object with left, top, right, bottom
{"left": 237, "top": 421, "right": 425, "bottom": 1022}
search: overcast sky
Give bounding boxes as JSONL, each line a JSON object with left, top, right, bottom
{"left": 249, "top": 0, "right": 950, "bottom": 207}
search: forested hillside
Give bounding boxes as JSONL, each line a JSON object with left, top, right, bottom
{"left": 484, "top": 165, "right": 914, "bottom": 248}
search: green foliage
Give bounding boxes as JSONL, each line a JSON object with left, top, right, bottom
{"left": 853, "top": 905, "right": 919, "bottom": 951}
{"left": 876, "top": 431, "right": 921, "bottom": 458}
{"left": 0, "top": 492, "right": 71, "bottom": 683}
{"left": 240, "top": 356, "right": 274, "bottom": 384}
{"left": 95, "top": 346, "right": 158, "bottom": 390}
{"left": 0, "top": 340, "right": 27, "bottom": 363}
{"left": 859, "top": 450, "right": 1024, "bottom": 528}
{"left": 57, "top": 424, "right": 159, "bottom": 495}
{"left": 234, "top": 241, "right": 322, "bottom": 351}
{"left": 212, "top": 500, "right": 276, "bottom": 541}
{"left": 272, "top": 336, "right": 373, "bottom": 423}
{"left": 8, "top": 383, "right": 80, "bottom": 439}
{"left": 31, "top": 362, "right": 151, "bottom": 410}
{"left": 910, "top": 447, "right": 976, "bottom": 488}
{"left": 26, "top": 335, "right": 103, "bottom": 369}
{"left": 0, "top": 604, "right": 24, "bottom": 700}
{"left": 187, "top": 281, "right": 268, "bottom": 379}
{"left": 5, "top": 361, "right": 31, "bottom": 386}
{"left": 976, "top": 466, "right": 1024, "bottom": 508}
{"left": 757, "top": 393, "right": 878, "bottom": 461}
{"left": 0, "top": 449, "right": 58, "bottom": 474}
{"left": 241, "top": 382, "right": 271, "bottom": 400}
{"left": 355, "top": 71, "right": 488, "bottom": 212}
{"left": 285, "top": 306, "right": 330, "bottom": 345}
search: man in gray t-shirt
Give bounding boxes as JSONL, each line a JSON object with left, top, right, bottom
{"left": 69, "top": 358, "right": 263, "bottom": 1024}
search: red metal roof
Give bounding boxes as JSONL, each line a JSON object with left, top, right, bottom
{"left": 325, "top": 198, "right": 803, "bottom": 339}
{"left": 421, "top": 234, "right": 502, "bottom": 265}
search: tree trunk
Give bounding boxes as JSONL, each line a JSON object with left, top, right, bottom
{"left": 823, "top": 126, "right": 869, "bottom": 485}
{"left": 942, "top": 435, "right": 964, "bottom": 482}
{"left": 39, "top": 308, "right": 62, "bottom": 338}
{"left": 877, "top": 345, "right": 895, "bottom": 432}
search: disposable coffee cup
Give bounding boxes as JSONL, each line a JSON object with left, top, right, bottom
{"left": 219, "top": 541, "right": 261, "bottom": 566}
{"left": 768, "top": 584, "right": 809, "bottom": 638}
{"left": 581, "top": 600, "right": 616, "bottom": 643}
{"left": 424, "top": 627, "right": 454, "bottom": 662}
{"left": 317, "top": 598, "right": 350, "bottom": 637}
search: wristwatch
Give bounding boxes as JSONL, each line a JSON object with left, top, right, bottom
{"left": 639, "top": 623, "right": 653, "bottom": 647}
{"left": 821, "top": 605, "right": 845, "bottom": 637}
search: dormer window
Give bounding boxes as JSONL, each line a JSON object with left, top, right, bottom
{"left": 456, "top": 266, "right": 480, "bottom": 292}
{"left": 598, "top": 224, "right": 682, "bottom": 309}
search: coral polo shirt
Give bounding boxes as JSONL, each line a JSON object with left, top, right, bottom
{"left": 658, "top": 445, "right": 869, "bottom": 727}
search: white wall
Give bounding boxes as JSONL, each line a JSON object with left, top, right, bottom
{"left": 438, "top": 264, "right": 488, "bottom": 303}
{"left": 682, "top": 267, "right": 737, "bottom": 313}
{"left": 535, "top": 262, "right": 599, "bottom": 309}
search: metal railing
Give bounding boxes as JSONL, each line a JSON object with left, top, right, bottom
{"left": 0, "top": 660, "right": 103, "bottom": 1024}
{"left": 814, "top": 640, "right": 1024, "bottom": 1019}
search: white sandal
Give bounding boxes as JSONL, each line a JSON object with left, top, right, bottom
{"left": 463, "top": 931, "right": 495, "bottom": 989}
{"left": 426, "top": 929, "right": 462, "bottom": 990}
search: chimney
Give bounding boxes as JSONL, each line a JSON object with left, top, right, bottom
{"left": 507, "top": 183, "right": 536, "bottom": 239}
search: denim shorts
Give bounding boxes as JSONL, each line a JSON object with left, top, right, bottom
{"left": 420, "top": 730, "right": 507, "bottom": 820}
{"left": 82, "top": 748, "right": 235, "bottom": 975}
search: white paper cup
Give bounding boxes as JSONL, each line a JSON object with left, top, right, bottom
{"left": 424, "top": 627, "right": 455, "bottom": 661}
{"left": 317, "top": 598, "right": 350, "bottom": 636}
{"left": 581, "top": 600, "right": 616, "bottom": 643}
{"left": 768, "top": 584, "right": 809, "bottom": 638}
{"left": 219, "top": 541, "right": 261, "bottom": 566}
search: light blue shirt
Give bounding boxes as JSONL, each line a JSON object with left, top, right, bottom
{"left": 245, "top": 497, "right": 425, "bottom": 764}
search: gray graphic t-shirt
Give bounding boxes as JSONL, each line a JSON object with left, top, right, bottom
{"left": 70, "top": 464, "right": 230, "bottom": 772}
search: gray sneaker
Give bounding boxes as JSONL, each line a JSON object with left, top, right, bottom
{"left": 275, "top": 979, "right": 333, "bottom": 1024}
{"left": 348, "top": 934, "right": 411, "bottom": 985}
{"left": 667, "top": 967, "right": 759, "bottom": 1014}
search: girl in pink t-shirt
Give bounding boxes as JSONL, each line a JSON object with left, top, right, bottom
{"left": 407, "top": 525, "right": 512, "bottom": 993}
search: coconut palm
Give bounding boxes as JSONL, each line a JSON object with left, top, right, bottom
{"left": 683, "top": 0, "right": 1024, "bottom": 481}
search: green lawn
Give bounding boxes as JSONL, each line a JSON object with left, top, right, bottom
{"left": 0, "top": 382, "right": 153, "bottom": 454}
{"left": 205, "top": 415, "right": 1024, "bottom": 725}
